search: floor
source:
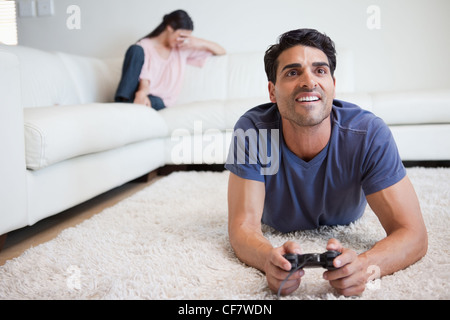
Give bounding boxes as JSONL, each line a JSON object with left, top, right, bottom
{"left": 1, "top": 162, "right": 445, "bottom": 267}
{"left": 0, "top": 164, "right": 226, "bottom": 267}
{"left": 0, "top": 176, "right": 159, "bottom": 266}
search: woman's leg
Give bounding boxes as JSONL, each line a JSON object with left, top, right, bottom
{"left": 114, "top": 45, "right": 145, "bottom": 102}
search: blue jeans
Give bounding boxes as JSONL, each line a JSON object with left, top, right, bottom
{"left": 114, "top": 44, "right": 166, "bottom": 111}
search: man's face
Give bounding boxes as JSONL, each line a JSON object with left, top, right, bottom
{"left": 268, "top": 45, "right": 336, "bottom": 127}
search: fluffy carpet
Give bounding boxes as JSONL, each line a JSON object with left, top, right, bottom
{"left": 0, "top": 168, "right": 448, "bottom": 300}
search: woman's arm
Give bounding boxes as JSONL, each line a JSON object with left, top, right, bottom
{"left": 133, "top": 79, "right": 151, "bottom": 107}
{"left": 178, "top": 34, "right": 226, "bottom": 55}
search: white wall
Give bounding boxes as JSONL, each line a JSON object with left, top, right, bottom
{"left": 16, "top": 0, "right": 450, "bottom": 93}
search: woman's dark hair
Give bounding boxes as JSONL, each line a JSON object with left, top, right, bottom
{"left": 143, "top": 10, "right": 194, "bottom": 39}
{"left": 264, "top": 29, "right": 337, "bottom": 84}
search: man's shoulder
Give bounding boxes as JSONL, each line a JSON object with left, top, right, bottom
{"left": 236, "top": 102, "right": 280, "bottom": 130}
{"left": 332, "top": 99, "right": 384, "bottom": 132}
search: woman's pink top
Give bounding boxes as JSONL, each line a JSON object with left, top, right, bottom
{"left": 137, "top": 38, "right": 212, "bottom": 107}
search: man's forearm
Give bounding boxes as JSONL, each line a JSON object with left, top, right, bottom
{"left": 364, "top": 176, "right": 428, "bottom": 279}
{"left": 229, "top": 224, "right": 273, "bottom": 272}
{"left": 359, "top": 227, "right": 427, "bottom": 279}
{"left": 227, "top": 173, "right": 269, "bottom": 272}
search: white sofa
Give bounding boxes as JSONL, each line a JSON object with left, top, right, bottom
{"left": 1, "top": 44, "right": 449, "bottom": 239}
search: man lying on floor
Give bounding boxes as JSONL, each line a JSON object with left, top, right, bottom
{"left": 225, "top": 28, "right": 428, "bottom": 297}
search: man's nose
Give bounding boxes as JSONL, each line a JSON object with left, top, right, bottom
{"left": 298, "top": 70, "right": 317, "bottom": 89}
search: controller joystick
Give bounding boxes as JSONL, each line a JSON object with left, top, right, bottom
{"left": 283, "top": 250, "right": 341, "bottom": 271}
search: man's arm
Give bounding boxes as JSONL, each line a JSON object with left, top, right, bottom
{"left": 227, "top": 172, "right": 268, "bottom": 270}
{"left": 324, "top": 175, "right": 428, "bottom": 296}
{"left": 227, "top": 172, "right": 304, "bottom": 295}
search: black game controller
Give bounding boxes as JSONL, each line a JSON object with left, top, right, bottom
{"left": 283, "top": 250, "right": 341, "bottom": 271}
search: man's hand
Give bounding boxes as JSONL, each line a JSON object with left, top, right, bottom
{"left": 264, "top": 241, "right": 304, "bottom": 296}
{"left": 323, "top": 238, "right": 369, "bottom": 296}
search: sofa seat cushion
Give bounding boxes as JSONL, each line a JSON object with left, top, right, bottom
{"left": 24, "top": 103, "right": 168, "bottom": 170}
{"left": 161, "top": 97, "right": 269, "bottom": 165}
{"left": 160, "top": 97, "right": 269, "bottom": 135}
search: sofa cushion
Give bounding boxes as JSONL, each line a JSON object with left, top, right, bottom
{"left": 335, "top": 92, "right": 374, "bottom": 111}
{"left": 160, "top": 100, "right": 226, "bottom": 134}
{"left": 226, "top": 52, "right": 267, "bottom": 100}
{"left": 57, "top": 52, "right": 123, "bottom": 104}
{"left": 1, "top": 45, "right": 81, "bottom": 108}
{"left": 160, "top": 97, "right": 269, "bottom": 135}
{"left": 372, "top": 89, "right": 450, "bottom": 125}
{"left": 24, "top": 103, "right": 168, "bottom": 170}
{"left": 176, "top": 54, "right": 228, "bottom": 105}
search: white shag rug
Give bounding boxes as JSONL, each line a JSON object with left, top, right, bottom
{"left": 0, "top": 168, "right": 448, "bottom": 300}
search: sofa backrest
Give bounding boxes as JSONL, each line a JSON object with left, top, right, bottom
{"left": 176, "top": 51, "right": 268, "bottom": 105}
{"left": 177, "top": 49, "right": 356, "bottom": 106}
{"left": 56, "top": 52, "right": 122, "bottom": 105}
{"left": 1, "top": 45, "right": 355, "bottom": 109}
{"left": 1, "top": 45, "right": 79, "bottom": 108}
{"left": 0, "top": 45, "right": 121, "bottom": 108}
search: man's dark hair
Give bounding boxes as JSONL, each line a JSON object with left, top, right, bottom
{"left": 264, "top": 29, "right": 337, "bottom": 84}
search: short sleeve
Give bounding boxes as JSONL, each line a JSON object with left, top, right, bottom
{"left": 225, "top": 116, "right": 264, "bottom": 182}
{"left": 136, "top": 41, "right": 152, "bottom": 80}
{"left": 225, "top": 114, "right": 281, "bottom": 182}
{"left": 186, "top": 49, "right": 212, "bottom": 67}
{"left": 361, "top": 118, "right": 406, "bottom": 195}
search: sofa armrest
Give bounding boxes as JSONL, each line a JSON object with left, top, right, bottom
{"left": 0, "top": 49, "right": 28, "bottom": 235}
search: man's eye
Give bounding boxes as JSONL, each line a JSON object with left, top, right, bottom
{"left": 287, "top": 70, "right": 298, "bottom": 77}
{"left": 317, "top": 68, "right": 327, "bottom": 75}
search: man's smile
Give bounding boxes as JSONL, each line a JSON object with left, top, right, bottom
{"left": 294, "top": 92, "right": 321, "bottom": 103}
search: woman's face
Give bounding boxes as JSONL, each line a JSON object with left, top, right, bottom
{"left": 167, "top": 27, "right": 192, "bottom": 48}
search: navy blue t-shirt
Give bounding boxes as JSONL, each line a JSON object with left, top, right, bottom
{"left": 225, "top": 100, "right": 406, "bottom": 232}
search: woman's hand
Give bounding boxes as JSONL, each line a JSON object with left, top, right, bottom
{"left": 133, "top": 80, "right": 151, "bottom": 107}
{"left": 134, "top": 90, "right": 151, "bottom": 107}
{"left": 177, "top": 34, "right": 226, "bottom": 55}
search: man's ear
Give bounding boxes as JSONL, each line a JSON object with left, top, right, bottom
{"left": 268, "top": 82, "right": 277, "bottom": 103}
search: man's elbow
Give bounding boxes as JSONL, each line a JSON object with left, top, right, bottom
{"left": 409, "top": 222, "right": 428, "bottom": 265}
{"left": 417, "top": 227, "right": 428, "bottom": 260}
